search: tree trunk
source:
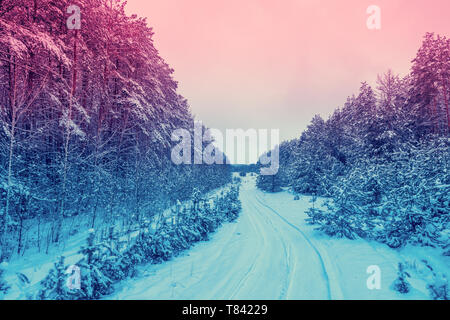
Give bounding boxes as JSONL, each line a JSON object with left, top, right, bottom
{"left": 56, "top": 30, "right": 78, "bottom": 242}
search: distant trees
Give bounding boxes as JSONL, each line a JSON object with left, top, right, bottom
{"left": 0, "top": 0, "right": 231, "bottom": 260}
{"left": 256, "top": 173, "right": 282, "bottom": 193}
{"left": 231, "top": 164, "right": 258, "bottom": 174}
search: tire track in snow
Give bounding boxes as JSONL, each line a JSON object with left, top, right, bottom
{"left": 253, "top": 193, "right": 337, "bottom": 300}
{"left": 277, "top": 236, "right": 294, "bottom": 299}
{"left": 245, "top": 195, "right": 294, "bottom": 299}
{"left": 228, "top": 191, "right": 268, "bottom": 299}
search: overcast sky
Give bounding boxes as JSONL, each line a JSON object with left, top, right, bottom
{"left": 125, "top": 0, "right": 449, "bottom": 162}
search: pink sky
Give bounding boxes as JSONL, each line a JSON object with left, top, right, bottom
{"left": 125, "top": 0, "right": 450, "bottom": 144}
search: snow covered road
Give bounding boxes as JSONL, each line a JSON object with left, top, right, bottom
{"left": 108, "top": 177, "right": 449, "bottom": 300}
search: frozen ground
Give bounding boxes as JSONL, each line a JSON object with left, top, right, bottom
{"left": 107, "top": 176, "right": 449, "bottom": 300}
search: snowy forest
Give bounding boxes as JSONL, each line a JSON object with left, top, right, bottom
{"left": 0, "top": 0, "right": 448, "bottom": 301}
{"left": 0, "top": 0, "right": 233, "bottom": 257}
{"left": 257, "top": 33, "right": 449, "bottom": 253}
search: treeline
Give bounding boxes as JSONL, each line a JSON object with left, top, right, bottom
{"left": 231, "top": 164, "right": 258, "bottom": 174}
{"left": 257, "top": 33, "right": 449, "bottom": 251}
{"left": 0, "top": 0, "right": 231, "bottom": 260}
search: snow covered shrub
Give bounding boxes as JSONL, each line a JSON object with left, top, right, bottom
{"left": 382, "top": 212, "right": 426, "bottom": 248}
{"left": 38, "top": 256, "right": 76, "bottom": 300}
{"left": 177, "top": 221, "right": 202, "bottom": 244}
{"left": 146, "top": 185, "right": 242, "bottom": 263}
{"left": 410, "top": 223, "right": 442, "bottom": 248}
{"left": 383, "top": 220, "right": 410, "bottom": 249}
{"left": 314, "top": 211, "right": 358, "bottom": 240}
{"left": 99, "top": 240, "right": 137, "bottom": 282}
{"left": 197, "top": 202, "right": 219, "bottom": 236}
{"left": 391, "top": 263, "right": 411, "bottom": 294}
{"left": 73, "top": 230, "right": 113, "bottom": 299}
{"left": 0, "top": 262, "right": 10, "bottom": 299}
{"left": 171, "top": 227, "right": 191, "bottom": 252}
{"left": 305, "top": 207, "right": 324, "bottom": 225}
{"left": 222, "top": 185, "right": 241, "bottom": 222}
{"left": 36, "top": 186, "right": 242, "bottom": 300}
{"left": 147, "top": 229, "right": 175, "bottom": 262}
{"left": 306, "top": 188, "right": 375, "bottom": 240}
{"left": 165, "top": 223, "right": 192, "bottom": 252}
